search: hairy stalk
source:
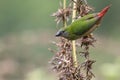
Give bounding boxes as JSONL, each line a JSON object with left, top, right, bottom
{"left": 72, "top": 0, "right": 78, "bottom": 67}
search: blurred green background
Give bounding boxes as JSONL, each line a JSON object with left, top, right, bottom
{"left": 0, "top": 0, "right": 120, "bottom": 80}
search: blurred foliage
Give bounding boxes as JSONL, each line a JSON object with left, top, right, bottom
{"left": 25, "top": 68, "right": 56, "bottom": 80}
{"left": 100, "top": 57, "right": 120, "bottom": 80}
{"left": 0, "top": 0, "right": 119, "bottom": 80}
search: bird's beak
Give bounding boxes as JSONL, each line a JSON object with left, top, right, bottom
{"left": 55, "top": 31, "right": 61, "bottom": 37}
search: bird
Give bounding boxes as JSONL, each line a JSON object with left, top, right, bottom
{"left": 55, "top": 5, "right": 110, "bottom": 40}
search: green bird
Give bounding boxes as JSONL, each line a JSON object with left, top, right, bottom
{"left": 55, "top": 5, "right": 110, "bottom": 40}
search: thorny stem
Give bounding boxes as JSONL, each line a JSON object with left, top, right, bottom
{"left": 72, "top": 0, "right": 78, "bottom": 67}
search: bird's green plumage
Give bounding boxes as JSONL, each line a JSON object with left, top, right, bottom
{"left": 59, "top": 13, "right": 100, "bottom": 40}
{"left": 55, "top": 5, "right": 110, "bottom": 40}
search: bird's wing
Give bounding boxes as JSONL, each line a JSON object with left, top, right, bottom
{"left": 70, "top": 16, "right": 100, "bottom": 36}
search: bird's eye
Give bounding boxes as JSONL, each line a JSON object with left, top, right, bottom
{"left": 61, "top": 31, "right": 65, "bottom": 33}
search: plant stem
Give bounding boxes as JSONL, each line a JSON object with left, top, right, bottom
{"left": 63, "top": 0, "right": 66, "bottom": 10}
{"left": 63, "top": 0, "right": 67, "bottom": 27}
{"left": 72, "top": 40, "right": 77, "bottom": 67}
{"left": 72, "top": 0, "right": 78, "bottom": 67}
{"left": 63, "top": 0, "right": 77, "bottom": 67}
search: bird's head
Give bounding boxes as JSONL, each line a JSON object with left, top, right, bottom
{"left": 55, "top": 28, "right": 68, "bottom": 38}
{"left": 55, "top": 28, "right": 65, "bottom": 37}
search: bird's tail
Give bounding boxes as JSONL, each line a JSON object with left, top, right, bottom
{"left": 98, "top": 5, "right": 111, "bottom": 18}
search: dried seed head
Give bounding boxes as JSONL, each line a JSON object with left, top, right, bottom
{"left": 72, "top": 0, "right": 94, "bottom": 17}
{"left": 81, "top": 36, "right": 96, "bottom": 48}
{"left": 52, "top": 3, "right": 72, "bottom": 24}
{"left": 50, "top": 0, "right": 97, "bottom": 80}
